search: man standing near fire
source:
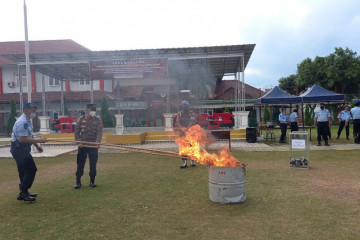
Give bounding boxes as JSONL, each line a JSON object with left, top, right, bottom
{"left": 175, "top": 100, "right": 197, "bottom": 168}
{"left": 74, "top": 104, "right": 103, "bottom": 189}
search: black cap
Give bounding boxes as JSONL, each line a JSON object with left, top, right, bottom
{"left": 86, "top": 104, "right": 96, "bottom": 110}
{"left": 320, "top": 102, "right": 325, "bottom": 106}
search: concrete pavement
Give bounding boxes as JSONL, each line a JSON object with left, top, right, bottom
{"left": 1, "top": 139, "right": 359, "bottom": 158}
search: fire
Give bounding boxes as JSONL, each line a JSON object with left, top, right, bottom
{"left": 175, "top": 125, "right": 243, "bottom": 167}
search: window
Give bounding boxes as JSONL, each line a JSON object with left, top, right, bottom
{"left": 79, "top": 79, "right": 90, "bottom": 85}
{"left": 21, "top": 74, "right": 27, "bottom": 87}
{"left": 49, "top": 77, "right": 60, "bottom": 86}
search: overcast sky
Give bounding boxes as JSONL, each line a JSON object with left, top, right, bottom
{"left": 1, "top": 0, "right": 359, "bottom": 89}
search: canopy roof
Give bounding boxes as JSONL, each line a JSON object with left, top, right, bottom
{"left": 254, "top": 86, "right": 301, "bottom": 104}
{"left": 299, "top": 84, "right": 345, "bottom": 103}
{"left": 3, "top": 44, "right": 255, "bottom": 81}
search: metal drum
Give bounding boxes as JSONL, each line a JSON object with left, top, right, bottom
{"left": 209, "top": 165, "right": 246, "bottom": 204}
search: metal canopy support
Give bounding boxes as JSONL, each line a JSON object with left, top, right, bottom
{"left": 23, "top": 0, "right": 31, "bottom": 103}
{"left": 60, "top": 80, "right": 64, "bottom": 116}
{"left": 241, "top": 55, "right": 245, "bottom": 111}
{"left": 41, "top": 73, "right": 45, "bottom": 116}
{"left": 18, "top": 65, "right": 23, "bottom": 112}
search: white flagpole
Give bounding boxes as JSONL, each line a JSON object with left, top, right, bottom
{"left": 24, "top": 0, "right": 31, "bottom": 103}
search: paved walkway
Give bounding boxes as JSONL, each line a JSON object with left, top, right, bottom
{"left": 1, "top": 140, "right": 359, "bottom": 158}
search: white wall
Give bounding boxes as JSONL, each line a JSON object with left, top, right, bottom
{"left": 1, "top": 65, "right": 102, "bottom": 93}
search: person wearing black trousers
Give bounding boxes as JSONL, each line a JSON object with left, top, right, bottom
{"left": 278, "top": 108, "right": 289, "bottom": 143}
{"left": 337, "top": 105, "right": 351, "bottom": 140}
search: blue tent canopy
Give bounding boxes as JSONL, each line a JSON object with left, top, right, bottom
{"left": 299, "top": 84, "right": 345, "bottom": 103}
{"left": 254, "top": 86, "right": 301, "bottom": 104}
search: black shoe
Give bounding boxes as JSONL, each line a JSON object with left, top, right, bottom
{"left": 191, "top": 164, "right": 196, "bottom": 167}
{"left": 17, "top": 192, "right": 37, "bottom": 200}
{"left": 325, "top": 143, "right": 330, "bottom": 146}
{"left": 317, "top": 143, "right": 321, "bottom": 146}
{"left": 74, "top": 182, "right": 82, "bottom": 189}
{"left": 90, "top": 182, "right": 97, "bottom": 188}
{"left": 18, "top": 192, "right": 36, "bottom": 202}
{"left": 346, "top": 137, "right": 350, "bottom": 140}
{"left": 180, "top": 165, "right": 188, "bottom": 169}
{"left": 336, "top": 136, "right": 340, "bottom": 140}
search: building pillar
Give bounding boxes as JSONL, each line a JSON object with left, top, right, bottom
{"left": 163, "top": 113, "right": 175, "bottom": 131}
{"left": 233, "top": 111, "right": 250, "bottom": 129}
{"left": 31, "top": 69, "right": 36, "bottom": 93}
{"left": 39, "top": 116, "right": 51, "bottom": 134}
{"left": 0, "top": 67, "right": 3, "bottom": 94}
{"left": 65, "top": 79, "right": 70, "bottom": 92}
{"left": 115, "top": 114, "right": 125, "bottom": 134}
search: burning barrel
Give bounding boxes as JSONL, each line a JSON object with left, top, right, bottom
{"left": 209, "top": 165, "right": 246, "bottom": 204}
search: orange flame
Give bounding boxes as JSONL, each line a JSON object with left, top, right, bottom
{"left": 175, "top": 125, "right": 243, "bottom": 167}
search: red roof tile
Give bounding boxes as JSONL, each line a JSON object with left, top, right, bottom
{"left": 0, "top": 39, "right": 90, "bottom": 65}
{"left": 213, "top": 80, "right": 264, "bottom": 99}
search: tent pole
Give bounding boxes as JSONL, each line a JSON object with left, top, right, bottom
{"left": 302, "top": 102, "right": 305, "bottom": 129}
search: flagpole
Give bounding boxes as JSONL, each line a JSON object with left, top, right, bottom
{"left": 24, "top": 0, "right": 31, "bottom": 103}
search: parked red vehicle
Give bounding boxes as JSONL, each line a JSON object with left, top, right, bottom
{"left": 174, "top": 112, "right": 234, "bottom": 129}
{"left": 51, "top": 116, "right": 77, "bottom": 133}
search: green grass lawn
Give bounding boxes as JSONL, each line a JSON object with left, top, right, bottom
{"left": 1, "top": 150, "right": 360, "bottom": 240}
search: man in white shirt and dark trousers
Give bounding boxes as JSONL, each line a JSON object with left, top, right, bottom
{"left": 314, "top": 103, "right": 331, "bottom": 146}
{"left": 337, "top": 105, "right": 350, "bottom": 140}
{"left": 350, "top": 100, "right": 360, "bottom": 143}
{"left": 278, "top": 108, "right": 289, "bottom": 143}
{"left": 289, "top": 109, "right": 299, "bottom": 132}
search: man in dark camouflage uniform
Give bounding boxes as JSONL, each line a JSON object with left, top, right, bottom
{"left": 74, "top": 104, "right": 103, "bottom": 189}
{"left": 175, "top": 100, "right": 197, "bottom": 168}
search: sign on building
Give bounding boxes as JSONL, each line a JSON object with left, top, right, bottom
{"left": 89, "top": 59, "right": 168, "bottom": 80}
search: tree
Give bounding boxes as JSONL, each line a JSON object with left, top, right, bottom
{"left": 100, "top": 96, "right": 114, "bottom": 127}
{"left": 6, "top": 98, "right": 17, "bottom": 135}
{"left": 304, "top": 104, "right": 311, "bottom": 126}
{"left": 326, "top": 47, "right": 360, "bottom": 94}
{"left": 263, "top": 104, "right": 271, "bottom": 123}
{"left": 279, "top": 47, "right": 360, "bottom": 94}
{"left": 278, "top": 75, "right": 297, "bottom": 95}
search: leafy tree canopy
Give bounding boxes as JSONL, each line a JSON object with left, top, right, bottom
{"left": 279, "top": 47, "right": 360, "bottom": 94}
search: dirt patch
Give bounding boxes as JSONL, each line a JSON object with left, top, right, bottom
{"left": 294, "top": 166, "right": 360, "bottom": 204}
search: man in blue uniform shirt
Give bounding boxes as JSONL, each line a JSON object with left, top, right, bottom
{"left": 278, "top": 108, "right": 289, "bottom": 143}
{"left": 289, "top": 109, "right": 299, "bottom": 132}
{"left": 314, "top": 102, "right": 331, "bottom": 146}
{"left": 336, "top": 105, "right": 351, "bottom": 140}
{"left": 10, "top": 102, "right": 48, "bottom": 202}
{"left": 350, "top": 100, "right": 360, "bottom": 143}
